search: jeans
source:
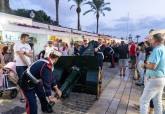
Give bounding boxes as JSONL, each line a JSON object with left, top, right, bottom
{"left": 137, "top": 61, "right": 144, "bottom": 83}
{"left": 140, "top": 78, "right": 165, "bottom": 114}
{"left": 16, "top": 66, "right": 28, "bottom": 79}
{"left": 22, "top": 85, "right": 49, "bottom": 114}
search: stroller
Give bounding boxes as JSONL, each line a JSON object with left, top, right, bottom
{"left": 0, "top": 62, "right": 18, "bottom": 99}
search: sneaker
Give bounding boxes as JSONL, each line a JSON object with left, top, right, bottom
{"left": 20, "top": 98, "right": 25, "bottom": 103}
{"left": 135, "top": 81, "right": 143, "bottom": 86}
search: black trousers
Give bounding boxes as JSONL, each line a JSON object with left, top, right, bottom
{"left": 110, "top": 54, "right": 115, "bottom": 67}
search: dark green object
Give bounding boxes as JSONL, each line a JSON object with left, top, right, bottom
{"left": 53, "top": 56, "right": 102, "bottom": 99}
{"left": 53, "top": 40, "right": 103, "bottom": 99}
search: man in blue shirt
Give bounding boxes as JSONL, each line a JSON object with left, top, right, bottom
{"left": 140, "top": 33, "right": 165, "bottom": 114}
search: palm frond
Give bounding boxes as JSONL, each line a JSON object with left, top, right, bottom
{"left": 83, "top": 9, "right": 95, "bottom": 15}
{"left": 100, "top": 11, "right": 105, "bottom": 16}
{"left": 70, "top": 5, "right": 76, "bottom": 10}
{"left": 93, "top": 11, "right": 97, "bottom": 15}
{"left": 93, "top": 0, "right": 104, "bottom": 10}
{"left": 84, "top": 1, "right": 96, "bottom": 10}
{"left": 101, "top": 3, "right": 110, "bottom": 7}
{"left": 101, "top": 7, "right": 111, "bottom": 11}
{"left": 69, "top": 0, "right": 87, "bottom": 7}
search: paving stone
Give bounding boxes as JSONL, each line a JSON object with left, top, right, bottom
{"left": 1, "top": 64, "right": 157, "bottom": 114}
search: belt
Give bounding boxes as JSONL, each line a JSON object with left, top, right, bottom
{"left": 26, "top": 69, "right": 41, "bottom": 84}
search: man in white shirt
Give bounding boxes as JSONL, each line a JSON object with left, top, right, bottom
{"left": 14, "top": 33, "right": 33, "bottom": 102}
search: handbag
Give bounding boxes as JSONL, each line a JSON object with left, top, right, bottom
{"left": 134, "top": 69, "right": 139, "bottom": 80}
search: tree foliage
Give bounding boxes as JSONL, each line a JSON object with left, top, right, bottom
{"left": 13, "top": 9, "right": 57, "bottom": 25}
{"left": 84, "top": 0, "right": 111, "bottom": 33}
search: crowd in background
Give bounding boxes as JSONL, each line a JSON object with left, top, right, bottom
{"left": 37, "top": 37, "right": 129, "bottom": 69}
{"left": 0, "top": 31, "right": 165, "bottom": 114}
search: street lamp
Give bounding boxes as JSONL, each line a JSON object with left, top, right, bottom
{"left": 128, "top": 34, "right": 132, "bottom": 41}
{"left": 29, "top": 10, "right": 35, "bottom": 61}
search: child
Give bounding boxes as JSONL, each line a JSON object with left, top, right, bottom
{"left": 4, "top": 62, "right": 18, "bottom": 85}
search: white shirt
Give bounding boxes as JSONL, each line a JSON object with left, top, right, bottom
{"left": 14, "top": 41, "right": 32, "bottom": 66}
{"left": 45, "top": 46, "right": 55, "bottom": 58}
{"left": 68, "top": 46, "right": 74, "bottom": 56}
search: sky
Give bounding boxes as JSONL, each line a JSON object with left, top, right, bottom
{"left": 9, "top": 0, "right": 165, "bottom": 41}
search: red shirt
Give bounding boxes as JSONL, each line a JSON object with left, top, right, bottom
{"left": 129, "top": 43, "right": 136, "bottom": 56}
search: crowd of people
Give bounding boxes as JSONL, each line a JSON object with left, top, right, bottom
{"left": 128, "top": 31, "right": 165, "bottom": 114}
{"left": 0, "top": 31, "right": 165, "bottom": 114}
{"left": 38, "top": 37, "right": 130, "bottom": 69}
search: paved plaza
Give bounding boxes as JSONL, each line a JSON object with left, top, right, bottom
{"left": 0, "top": 63, "right": 165, "bottom": 114}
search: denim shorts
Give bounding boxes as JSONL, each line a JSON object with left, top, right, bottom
{"left": 119, "top": 59, "right": 128, "bottom": 67}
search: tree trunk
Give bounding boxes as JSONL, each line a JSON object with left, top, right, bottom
{"left": 0, "top": 0, "right": 10, "bottom": 13}
{"left": 55, "top": 0, "right": 59, "bottom": 25}
{"left": 76, "top": 7, "right": 81, "bottom": 30}
{"left": 96, "top": 13, "right": 99, "bottom": 34}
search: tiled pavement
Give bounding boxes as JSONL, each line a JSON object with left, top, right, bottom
{"left": 0, "top": 63, "right": 116, "bottom": 114}
{"left": 0, "top": 63, "right": 165, "bottom": 114}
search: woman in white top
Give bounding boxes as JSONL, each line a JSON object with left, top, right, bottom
{"left": 136, "top": 44, "right": 146, "bottom": 85}
{"left": 60, "top": 42, "right": 69, "bottom": 56}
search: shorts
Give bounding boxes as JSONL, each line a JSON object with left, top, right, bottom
{"left": 119, "top": 59, "right": 127, "bottom": 67}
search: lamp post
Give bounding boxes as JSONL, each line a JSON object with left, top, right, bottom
{"left": 29, "top": 10, "right": 35, "bottom": 61}
{"left": 128, "top": 34, "right": 132, "bottom": 41}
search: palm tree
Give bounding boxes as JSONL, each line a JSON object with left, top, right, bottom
{"left": 83, "top": 0, "right": 111, "bottom": 34}
{"left": 136, "top": 35, "right": 140, "bottom": 43}
{"left": 69, "top": 0, "right": 86, "bottom": 30}
{"left": 55, "top": 0, "right": 59, "bottom": 25}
